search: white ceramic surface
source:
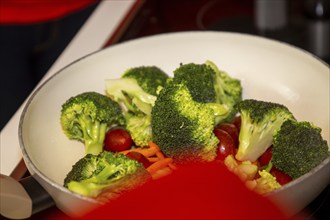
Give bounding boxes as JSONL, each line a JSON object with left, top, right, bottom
{"left": 19, "top": 31, "right": 330, "bottom": 217}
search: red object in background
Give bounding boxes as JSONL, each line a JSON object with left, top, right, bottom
{"left": 77, "top": 162, "right": 288, "bottom": 220}
{"left": 0, "top": 0, "right": 97, "bottom": 24}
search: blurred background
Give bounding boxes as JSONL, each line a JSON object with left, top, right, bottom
{"left": 115, "top": 0, "right": 329, "bottom": 65}
{"left": 1, "top": 0, "right": 329, "bottom": 219}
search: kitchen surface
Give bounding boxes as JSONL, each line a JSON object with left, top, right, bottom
{"left": 1, "top": 0, "right": 329, "bottom": 219}
{"left": 116, "top": 0, "right": 329, "bottom": 63}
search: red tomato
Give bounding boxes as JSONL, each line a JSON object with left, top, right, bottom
{"left": 104, "top": 128, "right": 133, "bottom": 152}
{"left": 216, "top": 123, "right": 239, "bottom": 147}
{"left": 259, "top": 146, "right": 273, "bottom": 167}
{"left": 213, "top": 128, "right": 236, "bottom": 161}
{"left": 270, "top": 166, "right": 293, "bottom": 185}
{"left": 125, "top": 151, "right": 152, "bottom": 168}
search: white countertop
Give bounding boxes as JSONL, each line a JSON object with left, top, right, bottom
{"left": 0, "top": 0, "right": 140, "bottom": 176}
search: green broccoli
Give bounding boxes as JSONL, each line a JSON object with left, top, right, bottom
{"left": 151, "top": 81, "right": 227, "bottom": 164}
{"left": 105, "top": 66, "right": 169, "bottom": 147}
{"left": 235, "top": 99, "right": 295, "bottom": 162}
{"left": 60, "top": 92, "right": 125, "bottom": 155}
{"left": 122, "top": 66, "right": 169, "bottom": 96}
{"left": 272, "top": 120, "right": 329, "bottom": 179}
{"left": 125, "top": 114, "right": 152, "bottom": 147}
{"left": 206, "top": 60, "right": 242, "bottom": 122}
{"left": 172, "top": 61, "right": 242, "bottom": 123}
{"left": 64, "top": 151, "right": 150, "bottom": 198}
{"left": 173, "top": 62, "right": 218, "bottom": 103}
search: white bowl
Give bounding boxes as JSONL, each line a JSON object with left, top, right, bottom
{"left": 19, "top": 31, "right": 329, "bottom": 217}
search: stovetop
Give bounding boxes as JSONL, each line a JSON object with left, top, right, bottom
{"left": 119, "top": 0, "right": 329, "bottom": 64}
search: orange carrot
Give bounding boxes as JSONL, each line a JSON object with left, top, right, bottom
{"left": 147, "top": 158, "right": 173, "bottom": 174}
{"left": 120, "top": 146, "right": 158, "bottom": 158}
{"left": 148, "top": 141, "right": 161, "bottom": 152}
{"left": 118, "top": 142, "right": 176, "bottom": 180}
{"left": 151, "top": 167, "right": 173, "bottom": 180}
{"left": 168, "top": 163, "right": 178, "bottom": 170}
{"left": 147, "top": 157, "right": 160, "bottom": 163}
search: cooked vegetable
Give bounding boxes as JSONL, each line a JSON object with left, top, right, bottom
{"left": 120, "top": 142, "right": 177, "bottom": 180}
{"left": 60, "top": 92, "right": 125, "bottom": 155}
{"left": 272, "top": 120, "right": 329, "bottom": 179}
{"left": 62, "top": 60, "right": 329, "bottom": 199}
{"left": 172, "top": 61, "right": 242, "bottom": 124}
{"left": 64, "top": 151, "right": 150, "bottom": 199}
{"left": 269, "top": 166, "right": 292, "bottom": 185}
{"left": 246, "top": 170, "right": 282, "bottom": 194}
{"left": 125, "top": 151, "right": 152, "bottom": 168}
{"left": 205, "top": 60, "right": 242, "bottom": 122}
{"left": 235, "top": 99, "right": 295, "bottom": 162}
{"left": 216, "top": 123, "right": 239, "bottom": 146}
{"left": 213, "top": 127, "right": 236, "bottom": 160}
{"left": 104, "top": 128, "right": 133, "bottom": 152}
{"left": 224, "top": 155, "right": 258, "bottom": 181}
{"left": 122, "top": 66, "right": 169, "bottom": 95}
{"left": 152, "top": 81, "right": 228, "bottom": 163}
{"left": 105, "top": 66, "right": 169, "bottom": 147}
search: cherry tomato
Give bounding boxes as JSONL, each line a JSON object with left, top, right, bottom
{"left": 213, "top": 128, "right": 236, "bottom": 161}
{"left": 104, "top": 128, "right": 133, "bottom": 152}
{"left": 270, "top": 166, "right": 292, "bottom": 185}
{"left": 259, "top": 146, "right": 273, "bottom": 167}
{"left": 232, "top": 116, "right": 241, "bottom": 132}
{"left": 125, "top": 151, "right": 152, "bottom": 168}
{"left": 216, "top": 123, "right": 239, "bottom": 147}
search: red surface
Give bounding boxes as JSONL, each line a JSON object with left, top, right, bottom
{"left": 0, "top": 0, "right": 97, "bottom": 24}
{"left": 47, "top": 162, "right": 289, "bottom": 220}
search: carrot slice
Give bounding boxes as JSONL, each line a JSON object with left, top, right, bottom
{"left": 147, "top": 158, "right": 173, "bottom": 174}
{"left": 151, "top": 167, "right": 173, "bottom": 180}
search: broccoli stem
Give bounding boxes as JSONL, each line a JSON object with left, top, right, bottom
{"left": 78, "top": 115, "right": 107, "bottom": 155}
{"left": 264, "top": 161, "right": 273, "bottom": 172}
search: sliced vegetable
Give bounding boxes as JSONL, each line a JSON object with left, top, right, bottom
{"left": 104, "top": 128, "right": 133, "bottom": 152}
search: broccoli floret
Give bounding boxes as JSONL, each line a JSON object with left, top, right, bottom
{"left": 106, "top": 66, "right": 169, "bottom": 114}
{"left": 105, "top": 66, "right": 169, "bottom": 147}
{"left": 152, "top": 81, "right": 225, "bottom": 164}
{"left": 125, "top": 113, "right": 152, "bottom": 147}
{"left": 60, "top": 92, "right": 125, "bottom": 155}
{"left": 173, "top": 62, "right": 218, "bottom": 103}
{"left": 172, "top": 61, "right": 242, "bottom": 124}
{"left": 272, "top": 120, "right": 329, "bottom": 179}
{"left": 206, "top": 60, "right": 242, "bottom": 122}
{"left": 122, "top": 66, "right": 169, "bottom": 96}
{"left": 105, "top": 78, "right": 156, "bottom": 115}
{"left": 64, "top": 151, "right": 150, "bottom": 199}
{"left": 235, "top": 99, "right": 295, "bottom": 162}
